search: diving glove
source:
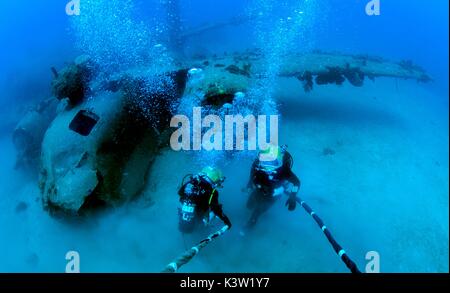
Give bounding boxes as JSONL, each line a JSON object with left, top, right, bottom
{"left": 285, "top": 196, "right": 296, "bottom": 211}
{"left": 223, "top": 216, "right": 232, "bottom": 229}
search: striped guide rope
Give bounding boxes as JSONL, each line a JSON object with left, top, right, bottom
{"left": 296, "top": 196, "right": 361, "bottom": 273}
{"left": 163, "top": 197, "right": 360, "bottom": 273}
{"left": 162, "top": 225, "right": 230, "bottom": 273}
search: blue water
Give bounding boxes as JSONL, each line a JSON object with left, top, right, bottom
{"left": 0, "top": 0, "right": 448, "bottom": 272}
{"left": 1, "top": 1, "right": 448, "bottom": 106}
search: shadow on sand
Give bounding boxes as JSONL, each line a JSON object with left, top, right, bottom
{"left": 279, "top": 94, "right": 404, "bottom": 128}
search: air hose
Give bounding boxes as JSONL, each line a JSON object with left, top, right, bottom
{"left": 295, "top": 196, "right": 361, "bottom": 273}
{"left": 162, "top": 225, "right": 230, "bottom": 273}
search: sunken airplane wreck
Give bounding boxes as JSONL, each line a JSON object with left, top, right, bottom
{"left": 13, "top": 50, "right": 430, "bottom": 215}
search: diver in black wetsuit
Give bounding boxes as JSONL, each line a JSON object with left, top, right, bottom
{"left": 178, "top": 166, "right": 232, "bottom": 233}
{"left": 243, "top": 145, "right": 300, "bottom": 230}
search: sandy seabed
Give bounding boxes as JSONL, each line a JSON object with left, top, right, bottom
{"left": 0, "top": 78, "right": 448, "bottom": 273}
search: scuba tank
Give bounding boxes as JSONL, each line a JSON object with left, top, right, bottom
{"left": 177, "top": 172, "right": 221, "bottom": 233}
{"left": 179, "top": 197, "right": 197, "bottom": 233}
{"left": 254, "top": 145, "right": 294, "bottom": 197}
{"left": 180, "top": 200, "right": 196, "bottom": 221}
{"left": 178, "top": 177, "right": 200, "bottom": 233}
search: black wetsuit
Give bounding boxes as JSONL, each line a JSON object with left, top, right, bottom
{"left": 178, "top": 175, "right": 232, "bottom": 233}
{"left": 246, "top": 151, "right": 301, "bottom": 227}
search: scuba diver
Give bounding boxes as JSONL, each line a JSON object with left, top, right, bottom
{"left": 178, "top": 166, "right": 232, "bottom": 233}
{"left": 243, "top": 144, "right": 300, "bottom": 231}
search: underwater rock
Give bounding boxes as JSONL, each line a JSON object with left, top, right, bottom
{"left": 51, "top": 55, "right": 97, "bottom": 105}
